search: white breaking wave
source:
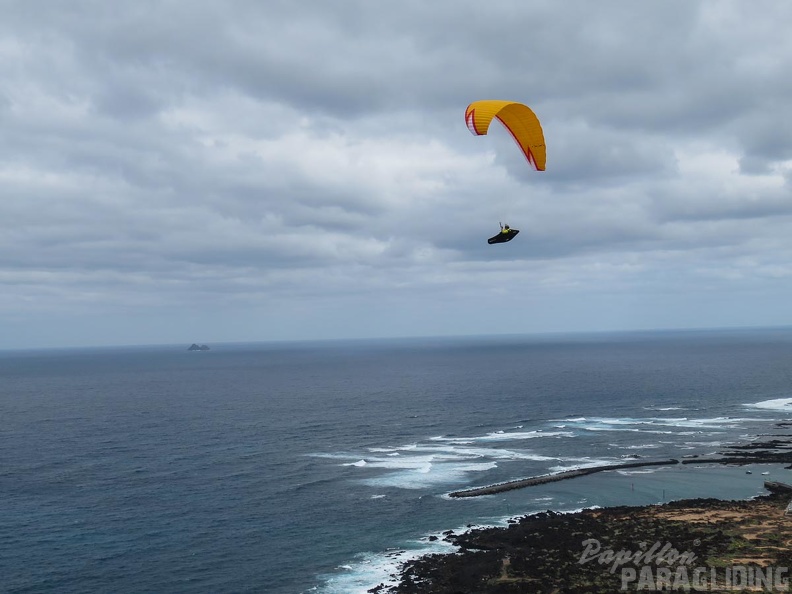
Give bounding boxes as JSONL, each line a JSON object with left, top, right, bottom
{"left": 360, "top": 460, "right": 498, "bottom": 489}
{"left": 317, "top": 506, "right": 601, "bottom": 593}
{"left": 610, "top": 443, "right": 662, "bottom": 450}
{"left": 313, "top": 408, "right": 777, "bottom": 495}
{"left": 406, "top": 444, "right": 557, "bottom": 462}
{"left": 682, "top": 440, "right": 724, "bottom": 448}
{"left": 430, "top": 430, "right": 575, "bottom": 443}
{"left": 317, "top": 448, "right": 500, "bottom": 489}
{"left": 548, "top": 458, "right": 622, "bottom": 473}
{"left": 745, "top": 397, "right": 792, "bottom": 412}
{"left": 343, "top": 460, "right": 368, "bottom": 467}
{"left": 313, "top": 433, "right": 566, "bottom": 490}
{"left": 557, "top": 416, "right": 767, "bottom": 433}
{"left": 316, "top": 538, "right": 456, "bottom": 594}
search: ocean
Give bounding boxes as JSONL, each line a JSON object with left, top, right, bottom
{"left": 3, "top": 328, "right": 792, "bottom": 593}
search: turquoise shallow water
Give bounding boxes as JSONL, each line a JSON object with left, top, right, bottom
{"left": 3, "top": 329, "right": 792, "bottom": 593}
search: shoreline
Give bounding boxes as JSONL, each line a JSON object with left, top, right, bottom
{"left": 370, "top": 431, "right": 792, "bottom": 592}
{"left": 372, "top": 481, "right": 792, "bottom": 593}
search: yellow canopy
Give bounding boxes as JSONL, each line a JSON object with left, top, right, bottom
{"left": 465, "top": 100, "right": 546, "bottom": 171}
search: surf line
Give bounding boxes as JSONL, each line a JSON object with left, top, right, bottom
{"left": 448, "top": 459, "right": 680, "bottom": 498}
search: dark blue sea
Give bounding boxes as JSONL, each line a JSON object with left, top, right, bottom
{"left": 4, "top": 328, "right": 792, "bottom": 593}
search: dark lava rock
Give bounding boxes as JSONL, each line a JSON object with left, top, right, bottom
{"left": 379, "top": 492, "right": 792, "bottom": 594}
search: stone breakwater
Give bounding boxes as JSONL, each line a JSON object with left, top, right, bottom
{"left": 448, "top": 429, "right": 792, "bottom": 498}
{"left": 448, "top": 459, "right": 680, "bottom": 498}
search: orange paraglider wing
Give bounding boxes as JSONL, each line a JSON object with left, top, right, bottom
{"left": 465, "top": 100, "right": 546, "bottom": 171}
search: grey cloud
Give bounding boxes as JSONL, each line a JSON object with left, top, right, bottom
{"left": 3, "top": 0, "right": 792, "bottom": 347}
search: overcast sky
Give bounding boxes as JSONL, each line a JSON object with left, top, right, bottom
{"left": 2, "top": 0, "right": 792, "bottom": 349}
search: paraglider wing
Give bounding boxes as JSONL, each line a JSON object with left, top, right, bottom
{"left": 465, "top": 100, "right": 546, "bottom": 171}
{"left": 487, "top": 229, "right": 520, "bottom": 244}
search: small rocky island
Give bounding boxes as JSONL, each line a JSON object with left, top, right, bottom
{"left": 188, "top": 343, "right": 210, "bottom": 351}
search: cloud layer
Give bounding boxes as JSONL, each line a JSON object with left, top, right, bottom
{"left": 3, "top": 1, "right": 792, "bottom": 347}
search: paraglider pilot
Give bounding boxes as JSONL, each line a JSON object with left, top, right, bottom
{"left": 488, "top": 222, "right": 519, "bottom": 244}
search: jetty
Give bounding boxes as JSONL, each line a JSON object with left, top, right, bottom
{"left": 448, "top": 458, "right": 680, "bottom": 498}
{"left": 763, "top": 480, "right": 792, "bottom": 515}
{"left": 447, "top": 432, "right": 792, "bottom": 499}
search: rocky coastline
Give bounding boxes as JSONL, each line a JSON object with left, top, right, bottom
{"left": 372, "top": 427, "right": 792, "bottom": 593}
{"left": 373, "top": 483, "right": 792, "bottom": 593}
